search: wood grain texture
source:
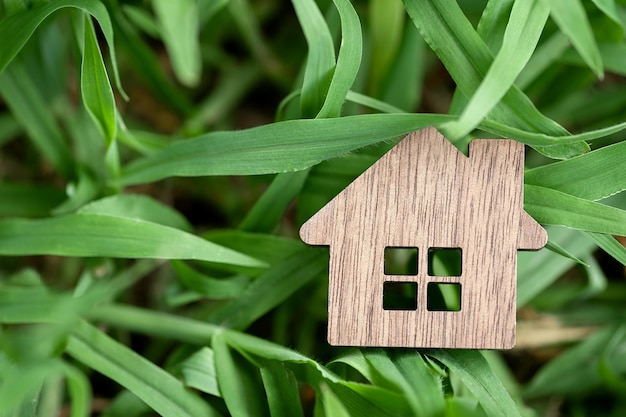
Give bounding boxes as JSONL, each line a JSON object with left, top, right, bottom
{"left": 300, "top": 127, "right": 547, "bottom": 349}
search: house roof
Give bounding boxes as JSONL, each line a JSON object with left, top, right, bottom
{"left": 300, "top": 127, "right": 547, "bottom": 250}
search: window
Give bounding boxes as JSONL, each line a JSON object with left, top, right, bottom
{"left": 427, "top": 283, "right": 461, "bottom": 311}
{"left": 384, "top": 247, "right": 418, "bottom": 275}
{"left": 381, "top": 246, "right": 463, "bottom": 312}
{"left": 383, "top": 281, "right": 417, "bottom": 310}
{"left": 428, "top": 247, "right": 462, "bottom": 276}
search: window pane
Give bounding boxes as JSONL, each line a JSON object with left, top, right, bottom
{"left": 428, "top": 247, "right": 462, "bottom": 276}
{"left": 427, "top": 282, "right": 461, "bottom": 311}
{"left": 383, "top": 281, "right": 418, "bottom": 310}
{"left": 384, "top": 247, "right": 418, "bottom": 275}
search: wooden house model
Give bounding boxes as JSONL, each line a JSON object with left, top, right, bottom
{"left": 300, "top": 127, "right": 547, "bottom": 349}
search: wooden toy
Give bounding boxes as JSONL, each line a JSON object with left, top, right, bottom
{"left": 300, "top": 127, "right": 547, "bottom": 349}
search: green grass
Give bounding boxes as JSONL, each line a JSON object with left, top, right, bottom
{"left": 1, "top": 0, "right": 626, "bottom": 415}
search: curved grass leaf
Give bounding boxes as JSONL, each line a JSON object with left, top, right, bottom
{"left": 79, "top": 194, "right": 193, "bottom": 231}
{"left": 260, "top": 361, "right": 304, "bottom": 417}
{"left": 525, "top": 140, "right": 626, "bottom": 201}
{"left": 291, "top": 0, "right": 335, "bottom": 117}
{"left": 316, "top": 0, "right": 362, "bottom": 118}
{"left": 476, "top": 0, "right": 514, "bottom": 53}
{"left": 524, "top": 325, "right": 625, "bottom": 397}
{"left": 542, "top": 0, "right": 603, "bottom": 77}
{"left": 363, "top": 351, "right": 445, "bottom": 416}
{"left": 443, "top": 0, "right": 550, "bottom": 140}
{"left": 525, "top": 185, "right": 626, "bottom": 236}
{"left": 171, "top": 261, "right": 250, "bottom": 299}
{"left": 0, "top": 0, "right": 125, "bottom": 97}
{"left": 367, "top": 0, "right": 404, "bottom": 96}
{"left": 121, "top": 114, "right": 626, "bottom": 185}
{"left": 63, "top": 363, "right": 91, "bottom": 417}
{"left": 591, "top": 0, "right": 624, "bottom": 29}
{"left": 67, "top": 321, "right": 217, "bottom": 417}
{"left": 179, "top": 347, "right": 221, "bottom": 397}
{"left": 585, "top": 232, "right": 626, "bottom": 266}
{"left": 321, "top": 385, "right": 351, "bottom": 417}
{"left": 401, "top": 0, "right": 567, "bottom": 136}
{"left": 0, "top": 214, "right": 265, "bottom": 267}
{"left": 208, "top": 247, "right": 326, "bottom": 329}
{"left": 82, "top": 15, "right": 116, "bottom": 146}
{"left": 152, "top": 0, "right": 201, "bottom": 87}
{"left": 427, "top": 350, "right": 522, "bottom": 417}
{"left": 0, "top": 63, "right": 74, "bottom": 178}
{"left": 212, "top": 334, "right": 270, "bottom": 417}
{"left": 120, "top": 114, "right": 449, "bottom": 185}
{"left": 239, "top": 170, "right": 310, "bottom": 233}
{"left": 516, "top": 32, "right": 569, "bottom": 89}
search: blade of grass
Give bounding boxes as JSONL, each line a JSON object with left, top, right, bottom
{"left": 121, "top": 114, "right": 626, "bottom": 185}
{"left": 316, "top": 0, "right": 362, "bottom": 118}
{"left": 427, "top": 350, "right": 522, "bottom": 417}
{"left": 525, "top": 185, "right": 626, "bottom": 236}
{"left": 67, "top": 321, "right": 218, "bottom": 417}
{"left": 0, "top": 214, "right": 265, "bottom": 267}
{"left": 239, "top": 170, "right": 310, "bottom": 233}
{"left": 0, "top": 0, "right": 125, "bottom": 99}
{"left": 0, "top": 63, "right": 74, "bottom": 178}
{"left": 179, "top": 347, "right": 221, "bottom": 397}
{"left": 585, "top": 232, "right": 626, "bottom": 266}
{"left": 62, "top": 363, "right": 91, "bottom": 417}
{"left": 81, "top": 15, "right": 116, "bottom": 147}
{"left": 78, "top": 194, "right": 192, "bottom": 231}
{"left": 442, "top": 0, "right": 550, "bottom": 140}
{"left": 367, "top": 0, "right": 404, "bottom": 97}
{"left": 517, "top": 226, "right": 597, "bottom": 306}
{"left": 591, "top": 0, "right": 624, "bottom": 28}
{"left": 364, "top": 351, "right": 445, "bottom": 416}
{"left": 212, "top": 334, "right": 270, "bottom": 417}
{"left": 525, "top": 140, "right": 626, "bottom": 200}
{"left": 152, "top": 0, "right": 201, "bottom": 86}
{"left": 105, "top": 1, "right": 192, "bottom": 114}
{"left": 475, "top": 0, "right": 514, "bottom": 53}
{"left": 260, "top": 361, "right": 304, "bottom": 417}
{"left": 541, "top": 0, "right": 604, "bottom": 77}
{"left": 516, "top": 32, "right": 569, "bottom": 89}
{"left": 291, "top": 0, "right": 335, "bottom": 117}
{"left": 401, "top": 0, "right": 566, "bottom": 136}
{"left": 207, "top": 247, "right": 327, "bottom": 329}
{"left": 171, "top": 261, "right": 250, "bottom": 299}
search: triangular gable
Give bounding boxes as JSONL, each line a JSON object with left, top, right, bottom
{"left": 300, "top": 127, "right": 545, "bottom": 248}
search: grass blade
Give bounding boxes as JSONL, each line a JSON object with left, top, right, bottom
{"left": 0, "top": 0, "right": 125, "bottom": 97}
{"left": 0, "top": 214, "right": 265, "bottom": 266}
{"left": 239, "top": 170, "right": 309, "bottom": 233}
{"left": 525, "top": 140, "right": 626, "bottom": 200}
{"left": 427, "top": 350, "right": 522, "bottom": 417}
{"left": 585, "top": 232, "right": 626, "bottom": 266}
{"left": 316, "top": 0, "right": 362, "bottom": 118}
{"left": 0, "top": 63, "right": 74, "bottom": 178}
{"left": 443, "top": 0, "right": 550, "bottom": 140}
{"left": 67, "top": 321, "right": 217, "bottom": 417}
{"left": 212, "top": 334, "right": 270, "bottom": 417}
{"left": 291, "top": 0, "right": 335, "bottom": 117}
{"left": 542, "top": 0, "right": 603, "bottom": 77}
{"left": 525, "top": 185, "right": 626, "bottom": 236}
{"left": 152, "top": 0, "right": 201, "bottom": 86}
{"left": 260, "top": 361, "right": 304, "bottom": 417}
{"left": 208, "top": 247, "right": 327, "bottom": 329}
{"left": 78, "top": 194, "right": 193, "bottom": 231}
{"left": 81, "top": 15, "right": 116, "bottom": 146}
